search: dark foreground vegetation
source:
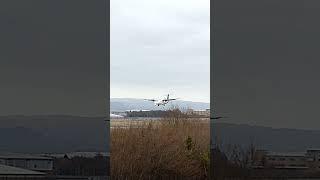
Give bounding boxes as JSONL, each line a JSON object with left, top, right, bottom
{"left": 211, "top": 145, "right": 320, "bottom": 180}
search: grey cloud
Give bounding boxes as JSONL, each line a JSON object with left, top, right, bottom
{"left": 0, "top": 0, "right": 107, "bottom": 116}
{"left": 213, "top": 0, "right": 320, "bottom": 129}
{"left": 111, "top": 0, "right": 210, "bottom": 102}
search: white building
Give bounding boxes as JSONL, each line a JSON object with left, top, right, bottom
{"left": 264, "top": 152, "right": 307, "bottom": 169}
{"left": 110, "top": 113, "right": 124, "bottom": 119}
{"left": 0, "top": 153, "right": 53, "bottom": 173}
{"left": 253, "top": 149, "right": 320, "bottom": 170}
{"left": 186, "top": 108, "right": 210, "bottom": 117}
{"left": 43, "top": 151, "right": 110, "bottom": 159}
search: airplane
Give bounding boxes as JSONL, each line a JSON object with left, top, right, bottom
{"left": 144, "top": 94, "right": 178, "bottom": 106}
{"left": 211, "top": 116, "right": 227, "bottom": 120}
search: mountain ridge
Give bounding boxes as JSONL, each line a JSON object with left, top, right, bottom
{"left": 212, "top": 122, "right": 320, "bottom": 152}
{"left": 110, "top": 98, "right": 210, "bottom": 111}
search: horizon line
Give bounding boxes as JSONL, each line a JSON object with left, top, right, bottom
{"left": 110, "top": 97, "right": 210, "bottom": 103}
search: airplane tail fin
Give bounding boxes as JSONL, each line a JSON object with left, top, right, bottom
{"left": 167, "top": 94, "right": 170, "bottom": 100}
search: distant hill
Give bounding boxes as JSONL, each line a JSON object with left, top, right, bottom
{"left": 212, "top": 122, "right": 320, "bottom": 152}
{"left": 0, "top": 115, "right": 109, "bottom": 153}
{"left": 5, "top": 114, "right": 320, "bottom": 154}
{"left": 110, "top": 98, "right": 209, "bottom": 112}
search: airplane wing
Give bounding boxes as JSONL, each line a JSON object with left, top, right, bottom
{"left": 144, "top": 99, "right": 156, "bottom": 102}
{"left": 211, "top": 116, "right": 227, "bottom": 119}
{"left": 168, "top": 98, "right": 178, "bottom": 101}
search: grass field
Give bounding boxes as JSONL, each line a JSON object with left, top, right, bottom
{"left": 110, "top": 111, "right": 210, "bottom": 179}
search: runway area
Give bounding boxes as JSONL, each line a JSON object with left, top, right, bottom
{"left": 110, "top": 117, "right": 209, "bottom": 128}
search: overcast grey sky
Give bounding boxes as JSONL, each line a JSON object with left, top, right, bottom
{"left": 213, "top": 0, "right": 320, "bottom": 130}
{"left": 110, "top": 0, "right": 210, "bottom": 102}
{"left": 0, "top": 0, "right": 106, "bottom": 116}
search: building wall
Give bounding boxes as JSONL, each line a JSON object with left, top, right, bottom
{"left": 0, "top": 158, "right": 53, "bottom": 172}
{"left": 306, "top": 150, "right": 320, "bottom": 169}
{"left": 265, "top": 155, "right": 307, "bottom": 168}
{"left": 252, "top": 149, "right": 320, "bottom": 170}
{"left": 27, "top": 159, "right": 53, "bottom": 171}
{"left": 0, "top": 176, "right": 45, "bottom": 180}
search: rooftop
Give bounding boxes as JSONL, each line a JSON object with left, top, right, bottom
{"left": 0, "top": 153, "right": 53, "bottom": 160}
{"left": 306, "top": 148, "right": 320, "bottom": 152}
{"left": 267, "top": 152, "right": 306, "bottom": 157}
{"left": 273, "top": 166, "right": 308, "bottom": 169}
{"left": 41, "top": 151, "right": 110, "bottom": 158}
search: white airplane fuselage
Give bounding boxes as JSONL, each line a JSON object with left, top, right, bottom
{"left": 154, "top": 99, "right": 169, "bottom": 106}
